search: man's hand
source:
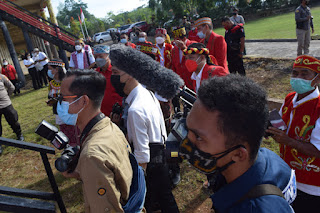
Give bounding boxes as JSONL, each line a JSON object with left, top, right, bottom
{"left": 110, "top": 112, "right": 121, "bottom": 126}
{"left": 174, "top": 40, "right": 187, "bottom": 51}
{"left": 61, "top": 170, "right": 80, "bottom": 180}
{"left": 312, "top": 28, "right": 315, "bottom": 34}
{"left": 266, "top": 127, "right": 292, "bottom": 146}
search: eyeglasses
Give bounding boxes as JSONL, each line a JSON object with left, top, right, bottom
{"left": 57, "top": 95, "right": 78, "bottom": 104}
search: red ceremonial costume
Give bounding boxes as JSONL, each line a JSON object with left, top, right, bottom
{"left": 96, "top": 64, "right": 123, "bottom": 116}
{"left": 280, "top": 92, "right": 320, "bottom": 186}
{"left": 125, "top": 42, "right": 136, "bottom": 49}
{"left": 188, "top": 29, "right": 201, "bottom": 42}
{"left": 156, "top": 43, "right": 173, "bottom": 69}
{"left": 172, "top": 39, "right": 196, "bottom": 90}
{"left": 202, "top": 32, "right": 228, "bottom": 72}
{"left": 1, "top": 64, "right": 17, "bottom": 80}
{"left": 192, "top": 64, "right": 228, "bottom": 92}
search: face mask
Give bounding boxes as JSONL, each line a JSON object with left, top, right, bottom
{"left": 120, "top": 38, "right": 127, "bottom": 44}
{"left": 197, "top": 31, "right": 206, "bottom": 39}
{"left": 185, "top": 56, "right": 201, "bottom": 72}
{"left": 290, "top": 75, "right": 318, "bottom": 94}
{"left": 75, "top": 45, "right": 82, "bottom": 51}
{"left": 110, "top": 75, "right": 126, "bottom": 97}
{"left": 233, "top": 13, "right": 237, "bottom": 16}
{"left": 179, "top": 138, "right": 244, "bottom": 174}
{"left": 27, "top": 56, "right": 31, "bottom": 60}
{"left": 191, "top": 27, "right": 196, "bottom": 30}
{"left": 57, "top": 96, "right": 84, "bottom": 126}
{"left": 3, "top": 62, "right": 8, "bottom": 66}
{"left": 156, "top": 36, "right": 165, "bottom": 44}
{"left": 95, "top": 58, "right": 107, "bottom": 68}
{"left": 139, "top": 37, "right": 146, "bottom": 42}
{"left": 47, "top": 69, "right": 54, "bottom": 79}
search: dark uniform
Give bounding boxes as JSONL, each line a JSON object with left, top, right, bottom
{"left": 225, "top": 24, "right": 245, "bottom": 75}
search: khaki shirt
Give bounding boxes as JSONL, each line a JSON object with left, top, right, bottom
{"left": 77, "top": 117, "right": 132, "bottom": 213}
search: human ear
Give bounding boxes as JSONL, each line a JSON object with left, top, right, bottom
{"left": 231, "top": 146, "right": 249, "bottom": 163}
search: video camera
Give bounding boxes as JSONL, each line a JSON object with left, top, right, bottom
{"left": 165, "top": 86, "right": 196, "bottom": 163}
{"left": 35, "top": 120, "right": 80, "bottom": 172}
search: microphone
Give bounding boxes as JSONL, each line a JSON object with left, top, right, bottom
{"left": 110, "top": 44, "right": 184, "bottom": 99}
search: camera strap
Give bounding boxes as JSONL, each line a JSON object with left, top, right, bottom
{"left": 80, "top": 112, "right": 106, "bottom": 144}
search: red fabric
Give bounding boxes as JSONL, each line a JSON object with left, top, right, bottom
{"left": 126, "top": 42, "right": 136, "bottom": 49}
{"left": 156, "top": 43, "right": 173, "bottom": 68}
{"left": 293, "top": 55, "right": 320, "bottom": 74}
{"left": 188, "top": 29, "right": 201, "bottom": 42}
{"left": 280, "top": 92, "right": 320, "bottom": 186}
{"left": 172, "top": 39, "right": 196, "bottom": 90}
{"left": 192, "top": 64, "right": 228, "bottom": 92}
{"left": 96, "top": 65, "right": 123, "bottom": 117}
{"left": 230, "top": 24, "right": 244, "bottom": 33}
{"left": 1, "top": 65, "right": 17, "bottom": 80}
{"left": 202, "top": 31, "right": 228, "bottom": 72}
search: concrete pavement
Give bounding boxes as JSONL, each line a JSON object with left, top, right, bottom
{"left": 245, "top": 40, "right": 320, "bottom": 59}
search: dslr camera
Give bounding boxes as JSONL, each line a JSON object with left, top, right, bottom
{"left": 35, "top": 120, "right": 80, "bottom": 172}
{"left": 165, "top": 87, "right": 196, "bottom": 163}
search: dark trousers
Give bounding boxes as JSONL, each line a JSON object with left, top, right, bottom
{"left": 227, "top": 52, "right": 245, "bottom": 75}
{"left": 0, "top": 104, "right": 21, "bottom": 137}
{"left": 39, "top": 64, "right": 48, "bottom": 86}
{"left": 10, "top": 79, "right": 20, "bottom": 94}
{"left": 28, "top": 67, "right": 41, "bottom": 90}
{"left": 292, "top": 189, "right": 320, "bottom": 213}
{"left": 145, "top": 162, "right": 179, "bottom": 213}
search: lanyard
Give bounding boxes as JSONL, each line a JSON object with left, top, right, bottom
{"left": 80, "top": 112, "right": 106, "bottom": 144}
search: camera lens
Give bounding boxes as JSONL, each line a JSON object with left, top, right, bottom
{"left": 55, "top": 155, "right": 71, "bottom": 172}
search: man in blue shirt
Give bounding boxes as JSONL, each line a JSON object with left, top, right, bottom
{"left": 181, "top": 75, "right": 296, "bottom": 212}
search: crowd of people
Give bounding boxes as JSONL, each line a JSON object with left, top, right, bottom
{"left": 0, "top": 1, "right": 319, "bottom": 212}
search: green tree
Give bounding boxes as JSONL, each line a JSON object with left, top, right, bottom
{"left": 70, "top": 17, "right": 80, "bottom": 37}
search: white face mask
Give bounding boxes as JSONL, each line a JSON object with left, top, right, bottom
{"left": 3, "top": 62, "right": 8, "bottom": 66}
{"left": 139, "top": 37, "right": 146, "bottom": 42}
{"left": 120, "top": 38, "right": 127, "bottom": 44}
{"left": 75, "top": 45, "right": 82, "bottom": 51}
{"left": 156, "top": 36, "right": 165, "bottom": 44}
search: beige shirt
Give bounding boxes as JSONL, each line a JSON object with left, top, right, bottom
{"left": 77, "top": 117, "right": 133, "bottom": 213}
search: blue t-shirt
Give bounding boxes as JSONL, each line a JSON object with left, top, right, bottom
{"left": 211, "top": 148, "right": 296, "bottom": 213}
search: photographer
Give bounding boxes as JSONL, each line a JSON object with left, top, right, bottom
{"left": 266, "top": 55, "right": 320, "bottom": 213}
{"left": 57, "top": 70, "right": 133, "bottom": 212}
{"left": 182, "top": 75, "right": 296, "bottom": 212}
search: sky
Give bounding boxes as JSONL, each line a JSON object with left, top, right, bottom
{"left": 50, "top": 0, "right": 148, "bottom": 18}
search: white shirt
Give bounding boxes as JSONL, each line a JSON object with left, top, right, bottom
{"left": 156, "top": 43, "right": 165, "bottom": 67}
{"left": 230, "top": 15, "right": 245, "bottom": 24}
{"left": 191, "top": 63, "right": 206, "bottom": 93}
{"left": 126, "top": 84, "right": 167, "bottom": 163}
{"left": 23, "top": 58, "right": 35, "bottom": 69}
{"left": 37, "top": 52, "right": 49, "bottom": 66}
{"left": 279, "top": 87, "right": 320, "bottom": 195}
{"left": 69, "top": 49, "right": 95, "bottom": 69}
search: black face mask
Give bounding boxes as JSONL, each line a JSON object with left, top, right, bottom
{"left": 110, "top": 75, "right": 126, "bottom": 97}
{"left": 232, "top": 13, "right": 237, "bottom": 16}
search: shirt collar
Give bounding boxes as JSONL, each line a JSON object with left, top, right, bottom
{"left": 292, "top": 87, "right": 319, "bottom": 108}
{"left": 125, "top": 84, "right": 141, "bottom": 105}
{"left": 191, "top": 63, "right": 206, "bottom": 80}
{"left": 157, "top": 43, "right": 165, "bottom": 49}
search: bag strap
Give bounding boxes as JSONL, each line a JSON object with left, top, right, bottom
{"left": 236, "top": 184, "right": 285, "bottom": 205}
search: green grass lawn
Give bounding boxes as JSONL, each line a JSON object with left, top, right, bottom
{"left": 214, "top": 6, "right": 320, "bottom": 39}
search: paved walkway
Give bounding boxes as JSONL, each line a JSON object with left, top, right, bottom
{"left": 245, "top": 40, "right": 320, "bottom": 59}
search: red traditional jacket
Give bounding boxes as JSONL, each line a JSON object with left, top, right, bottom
{"left": 1, "top": 65, "right": 17, "bottom": 80}
{"left": 192, "top": 64, "right": 228, "bottom": 92}
{"left": 125, "top": 42, "right": 136, "bottom": 49}
{"left": 96, "top": 64, "right": 123, "bottom": 117}
{"left": 202, "top": 31, "right": 228, "bottom": 72}
{"left": 172, "top": 39, "right": 196, "bottom": 90}
{"left": 156, "top": 43, "right": 173, "bottom": 69}
{"left": 188, "top": 29, "right": 201, "bottom": 42}
{"left": 280, "top": 92, "right": 320, "bottom": 186}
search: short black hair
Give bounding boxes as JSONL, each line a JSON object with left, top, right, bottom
{"left": 221, "top": 16, "right": 231, "bottom": 23}
{"left": 66, "top": 70, "right": 106, "bottom": 109}
{"left": 197, "top": 75, "right": 268, "bottom": 161}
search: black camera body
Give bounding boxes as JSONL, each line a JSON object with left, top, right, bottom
{"left": 112, "top": 102, "right": 123, "bottom": 115}
{"left": 35, "top": 120, "right": 79, "bottom": 172}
